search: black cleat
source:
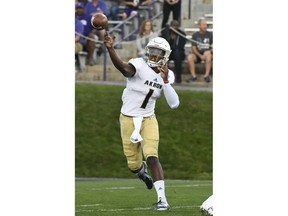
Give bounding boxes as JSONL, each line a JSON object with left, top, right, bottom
{"left": 153, "top": 198, "right": 170, "bottom": 211}
{"left": 137, "top": 161, "right": 153, "bottom": 190}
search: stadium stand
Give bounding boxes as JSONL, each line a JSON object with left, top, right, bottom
{"left": 75, "top": 0, "right": 213, "bottom": 84}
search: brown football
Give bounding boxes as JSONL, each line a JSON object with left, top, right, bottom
{"left": 91, "top": 13, "right": 108, "bottom": 30}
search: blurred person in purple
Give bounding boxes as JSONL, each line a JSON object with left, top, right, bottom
{"left": 122, "top": 0, "right": 152, "bottom": 20}
{"left": 75, "top": 18, "right": 84, "bottom": 54}
{"left": 76, "top": 2, "right": 97, "bottom": 65}
{"left": 84, "top": 0, "right": 110, "bottom": 17}
{"left": 75, "top": 0, "right": 88, "bottom": 6}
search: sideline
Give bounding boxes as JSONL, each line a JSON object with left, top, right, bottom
{"left": 75, "top": 177, "right": 212, "bottom": 182}
{"left": 75, "top": 80, "right": 213, "bottom": 92}
{"left": 75, "top": 205, "right": 200, "bottom": 212}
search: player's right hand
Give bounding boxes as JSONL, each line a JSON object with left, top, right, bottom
{"left": 157, "top": 64, "right": 169, "bottom": 82}
{"left": 104, "top": 32, "right": 115, "bottom": 48}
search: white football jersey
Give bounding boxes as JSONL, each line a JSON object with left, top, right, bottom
{"left": 121, "top": 57, "right": 175, "bottom": 117}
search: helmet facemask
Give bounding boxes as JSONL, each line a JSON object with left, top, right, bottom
{"left": 144, "top": 47, "right": 167, "bottom": 67}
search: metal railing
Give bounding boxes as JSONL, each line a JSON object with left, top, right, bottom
{"left": 103, "top": 12, "right": 139, "bottom": 81}
{"left": 103, "top": 0, "right": 163, "bottom": 81}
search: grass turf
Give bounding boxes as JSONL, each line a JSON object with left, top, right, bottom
{"left": 75, "top": 178, "right": 212, "bottom": 216}
{"left": 75, "top": 83, "right": 212, "bottom": 179}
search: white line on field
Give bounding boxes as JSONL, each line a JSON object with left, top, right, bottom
{"left": 76, "top": 205, "right": 201, "bottom": 212}
{"left": 75, "top": 209, "right": 94, "bottom": 212}
{"left": 93, "top": 186, "right": 136, "bottom": 190}
{"left": 76, "top": 204, "right": 103, "bottom": 207}
{"left": 86, "top": 186, "right": 136, "bottom": 191}
{"left": 168, "top": 184, "right": 212, "bottom": 188}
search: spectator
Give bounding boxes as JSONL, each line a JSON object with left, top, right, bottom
{"left": 108, "top": 0, "right": 121, "bottom": 20}
{"left": 136, "top": 20, "right": 157, "bottom": 57}
{"left": 161, "top": 0, "right": 181, "bottom": 28}
{"left": 84, "top": 0, "right": 110, "bottom": 17}
{"left": 122, "top": 0, "right": 140, "bottom": 20}
{"left": 75, "top": 0, "right": 88, "bottom": 6}
{"left": 122, "top": 0, "right": 151, "bottom": 39}
{"left": 75, "top": 18, "right": 84, "bottom": 54}
{"left": 76, "top": 2, "right": 97, "bottom": 65}
{"left": 142, "top": 0, "right": 153, "bottom": 5}
{"left": 122, "top": 0, "right": 152, "bottom": 19}
{"left": 84, "top": 0, "right": 108, "bottom": 58}
{"left": 139, "top": 0, "right": 153, "bottom": 21}
{"left": 161, "top": 20, "right": 186, "bottom": 83}
{"left": 187, "top": 18, "right": 213, "bottom": 82}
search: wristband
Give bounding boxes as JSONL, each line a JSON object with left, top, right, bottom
{"left": 163, "top": 80, "right": 169, "bottom": 84}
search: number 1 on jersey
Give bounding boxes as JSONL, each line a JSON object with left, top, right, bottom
{"left": 140, "top": 89, "right": 154, "bottom": 109}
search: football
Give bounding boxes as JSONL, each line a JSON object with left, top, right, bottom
{"left": 91, "top": 13, "right": 108, "bottom": 30}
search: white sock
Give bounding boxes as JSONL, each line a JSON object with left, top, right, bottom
{"left": 153, "top": 180, "right": 167, "bottom": 203}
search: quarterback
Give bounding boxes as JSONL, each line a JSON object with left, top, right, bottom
{"left": 104, "top": 34, "right": 179, "bottom": 210}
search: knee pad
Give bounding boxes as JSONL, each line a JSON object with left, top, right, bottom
{"left": 127, "top": 160, "right": 142, "bottom": 172}
{"left": 143, "top": 145, "right": 158, "bottom": 160}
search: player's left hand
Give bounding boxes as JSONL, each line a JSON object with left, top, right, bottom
{"left": 157, "top": 64, "right": 169, "bottom": 82}
{"left": 104, "top": 32, "right": 115, "bottom": 48}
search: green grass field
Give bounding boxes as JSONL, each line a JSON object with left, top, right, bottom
{"left": 75, "top": 84, "right": 212, "bottom": 215}
{"left": 75, "top": 178, "right": 212, "bottom": 216}
{"left": 75, "top": 83, "right": 212, "bottom": 179}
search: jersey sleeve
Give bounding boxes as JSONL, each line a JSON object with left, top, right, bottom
{"left": 128, "top": 58, "right": 141, "bottom": 71}
{"left": 168, "top": 70, "right": 175, "bottom": 84}
{"left": 128, "top": 58, "right": 145, "bottom": 78}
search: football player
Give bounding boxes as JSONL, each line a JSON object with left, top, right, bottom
{"left": 104, "top": 34, "right": 180, "bottom": 210}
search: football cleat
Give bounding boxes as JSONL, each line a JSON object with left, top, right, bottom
{"left": 137, "top": 161, "right": 153, "bottom": 190}
{"left": 200, "top": 206, "right": 213, "bottom": 215}
{"left": 153, "top": 198, "right": 170, "bottom": 211}
{"left": 200, "top": 195, "right": 213, "bottom": 215}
